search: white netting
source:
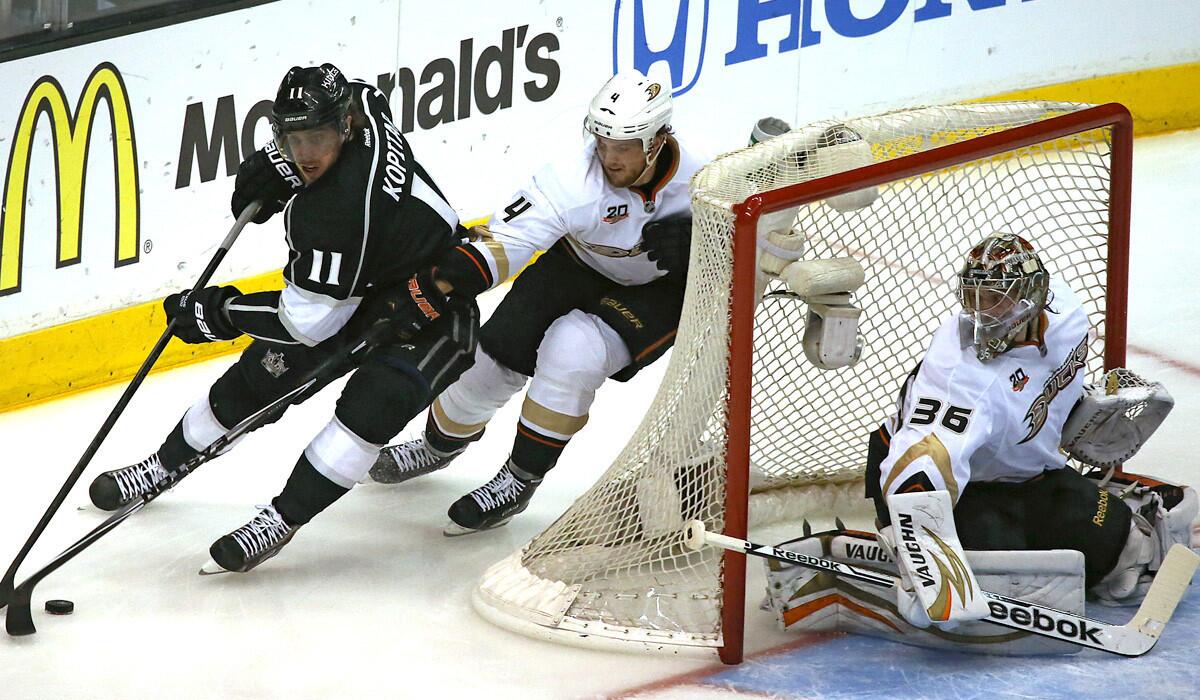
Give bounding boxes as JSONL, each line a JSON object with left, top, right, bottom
{"left": 474, "top": 102, "right": 1125, "bottom": 653}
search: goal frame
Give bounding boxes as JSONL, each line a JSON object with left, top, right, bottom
{"left": 718, "top": 102, "right": 1133, "bottom": 664}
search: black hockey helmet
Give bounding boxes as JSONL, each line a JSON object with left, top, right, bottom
{"left": 270, "top": 63, "right": 351, "bottom": 159}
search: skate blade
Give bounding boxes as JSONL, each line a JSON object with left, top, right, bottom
{"left": 443, "top": 516, "right": 512, "bottom": 537}
{"left": 370, "top": 463, "right": 447, "bottom": 485}
{"left": 198, "top": 558, "right": 233, "bottom": 576}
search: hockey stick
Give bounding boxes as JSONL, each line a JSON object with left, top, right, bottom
{"left": 683, "top": 520, "right": 1199, "bottom": 657}
{"left": 0, "top": 203, "right": 261, "bottom": 612}
{"left": 4, "top": 320, "right": 392, "bottom": 636}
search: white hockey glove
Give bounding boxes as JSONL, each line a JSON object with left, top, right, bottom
{"left": 1061, "top": 368, "right": 1174, "bottom": 469}
{"left": 883, "top": 490, "right": 990, "bottom": 630}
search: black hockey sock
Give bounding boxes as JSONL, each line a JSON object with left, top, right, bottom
{"left": 156, "top": 419, "right": 200, "bottom": 472}
{"left": 272, "top": 454, "right": 351, "bottom": 526}
{"left": 509, "top": 422, "right": 570, "bottom": 479}
{"left": 424, "top": 411, "right": 483, "bottom": 455}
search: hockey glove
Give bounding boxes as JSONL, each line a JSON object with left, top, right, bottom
{"left": 369, "top": 269, "right": 449, "bottom": 340}
{"left": 165, "top": 285, "right": 243, "bottom": 344}
{"left": 642, "top": 217, "right": 692, "bottom": 279}
{"left": 230, "top": 142, "right": 305, "bottom": 224}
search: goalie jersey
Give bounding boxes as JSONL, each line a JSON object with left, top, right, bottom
{"left": 449, "top": 135, "right": 707, "bottom": 290}
{"left": 877, "top": 277, "right": 1090, "bottom": 502}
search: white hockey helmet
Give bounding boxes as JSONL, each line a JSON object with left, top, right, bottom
{"left": 584, "top": 70, "right": 673, "bottom": 153}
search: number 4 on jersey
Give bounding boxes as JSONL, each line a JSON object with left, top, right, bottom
{"left": 503, "top": 196, "right": 532, "bottom": 223}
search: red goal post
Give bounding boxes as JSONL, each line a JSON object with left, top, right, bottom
{"left": 473, "top": 101, "right": 1133, "bottom": 665}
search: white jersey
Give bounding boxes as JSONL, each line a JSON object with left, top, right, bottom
{"left": 878, "top": 278, "right": 1090, "bottom": 504}
{"left": 462, "top": 135, "right": 706, "bottom": 287}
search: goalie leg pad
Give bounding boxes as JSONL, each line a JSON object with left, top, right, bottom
{"left": 764, "top": 528, "right": 1086, "bottom": 655}
{"left": 1087, "top": 470, "right": 1200, "bottom": 605}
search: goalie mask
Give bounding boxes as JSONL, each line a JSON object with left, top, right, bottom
{"left": 956, "top": 233, "right": 1049, "bottom": 362}
{"left": 584, "top": 70, "right": 672, "bottom": 156}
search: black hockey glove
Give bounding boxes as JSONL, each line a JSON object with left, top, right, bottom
{"left": 369, "top": 269, "right": 450, "bottom": 341}
{"left": 164, "top": 285, "right": 243, "bottom": 344}
{"left": 642, "top": 217, "right": 692, "bottom": 279}
{"left": 230, "top": 142, "right": 305, "bottom": 224}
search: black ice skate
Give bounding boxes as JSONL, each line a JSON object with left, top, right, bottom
{"left": 444, "top": 461, "right": 541, "bottom": 536}
{"left": 370, "top": 437, "right": 463, "bottom": 484}
{"left": 201, "top": 505, "right": 299, "bottom": 574}
{"left": 88, "top": 454, "right": 171, "bottom": 511}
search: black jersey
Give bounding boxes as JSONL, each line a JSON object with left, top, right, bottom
{"left": 227, "top": 80, "right": 459, "bottom": 346}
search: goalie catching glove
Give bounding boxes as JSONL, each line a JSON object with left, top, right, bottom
{"left": 883, "top": 490, "right": 990, "bottom": 630}
{"left": 164, "top": 285, "right": 243, "bottom": 344}
{"left": 1061, "top": 368, "right": 1174, "bottom": 469}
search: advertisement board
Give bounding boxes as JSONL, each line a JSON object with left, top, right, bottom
{"left": 0, "top": 0, "right": 1197, "bottom": 406}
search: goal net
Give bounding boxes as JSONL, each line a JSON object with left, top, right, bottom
{"left": 473, "top": 101, "right": 1131, "bottom": 662}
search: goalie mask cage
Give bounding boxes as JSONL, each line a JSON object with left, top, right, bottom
{"left": 473, "top": 102, "right": 1132, "bottom": 664}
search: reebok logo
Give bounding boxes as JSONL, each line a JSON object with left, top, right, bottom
{"left": 1093, "top": 489, "right": 1110, "bottom": 527}
{"left": 987, "top": 598, "right": 1104, "bottom": 646}
{"left": 755, "top": 545, "right": 842, "bottom": 574}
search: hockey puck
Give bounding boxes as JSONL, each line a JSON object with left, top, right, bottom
{"left": 45, "top": 599, "right": 74, "bottom": 615}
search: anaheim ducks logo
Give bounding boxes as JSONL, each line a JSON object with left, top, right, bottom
{"left": 1019, "top": 336, "right": 1088, "bottom": 443}
{"left": 645, "top": 83, "right": 661, "bottom": 100}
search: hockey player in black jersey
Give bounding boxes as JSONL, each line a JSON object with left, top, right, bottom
{"left": 88, "top": 63, "right": 478, "bottom": 573}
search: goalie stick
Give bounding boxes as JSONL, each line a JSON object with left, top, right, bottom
{"left": 0, "top": 202, "right": 261, "bottom": 615}
{"left": 3, "top": 319, "right": 393, "bottom": 636}
{"left": 683, "top": 520, "right": 1199, "bottom": 657}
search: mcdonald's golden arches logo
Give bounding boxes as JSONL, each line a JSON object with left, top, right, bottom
{"left": 1, "top": 62, "right": 140, "bottom": 297}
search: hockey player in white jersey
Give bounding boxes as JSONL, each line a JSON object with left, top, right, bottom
{"left": 369, "top": 70, "right": 708, "bottom": 534}
{"left": 763, "top": 233, "right": 1195, "bottom": 653}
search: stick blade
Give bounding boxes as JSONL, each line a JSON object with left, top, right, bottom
{"left": 4, "top": 585, "right": 36, "bottom": 636}
{"left": 1125, "top": 544, "right": 1200, "bottom": 649}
